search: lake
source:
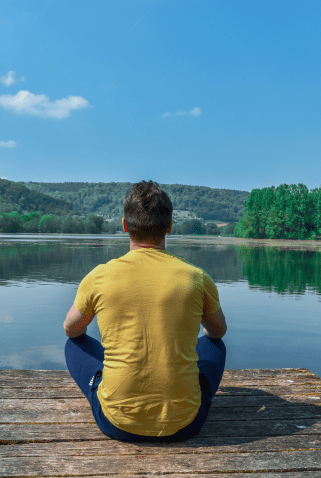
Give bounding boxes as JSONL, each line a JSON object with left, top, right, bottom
{"left": 1, "top": 234, "right": 320, "bottom": 377}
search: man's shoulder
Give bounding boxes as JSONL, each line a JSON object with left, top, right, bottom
{"left": 166, "top": 252, "right": 205, "bottom": 275}
{"left": 86, "top": 260, "right": 117, "bottom": 277}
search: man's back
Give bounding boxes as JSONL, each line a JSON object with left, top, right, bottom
{"left": 74, "top": 247, "right": 220, "bottom": 437}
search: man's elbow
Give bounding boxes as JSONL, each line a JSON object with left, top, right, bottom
{"left": 203, "top": 324, "right": 227, "bottom": 339}
{"left": 64, "top": 324, "right": 72, "bottom": 337}
{"left": 64, "top": 328, "right": 86, "bottom": 338}
{"left": 64, "top": 323, "right": 88, "bottom": 338}
{"left": 63, "top": 320, "right": 71, "bottom": 337}
{"left": 220, "top": 325, "right": 227, "bottom": 338}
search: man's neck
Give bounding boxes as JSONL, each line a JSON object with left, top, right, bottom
{"left": 129, "top": 236, "right": 166, "bottom": 251}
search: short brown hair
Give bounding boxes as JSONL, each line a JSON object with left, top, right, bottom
{"left": 123, "top": 180, "right": 173, "bottom": 241}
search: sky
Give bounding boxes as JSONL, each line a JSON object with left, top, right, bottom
{"left": 1, "top": 0, "right": 321, "bottom": 193}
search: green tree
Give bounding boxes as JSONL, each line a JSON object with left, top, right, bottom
{"left": 22, "top": 216, "right": 40, "bottom": 233}
{"left": 237, "top": 189, "right": 264, "bottom": 238}
{"left": 39, "top": 215, "right": 56, "bottom": 233}
{"left": 236, "top": 183, "right": 320, "bottom": 240}
{"left": 180, "top": 219, "right": 206, "bottom": 235}
{"left": 103, "top": 221, "right": 117, "bottom": 234}
{"left": 85, "top": 214, "right": 104, "bottom": 234}
{"left": 234, "top": 211, "right": 261, "bottom": 238}
{"left": 221, "top": 222, "right": 237, "bottom": 236}
{"left": 283, "top": 184, "right": 309, "bottom": 239}
{"left": 61, "top": 216, "right": 78, "bottom": 234}
{"left": 265, "top": 208, "right": 287, "bottom": 239}
{"left": 75, "top": 219, "right": 85, "bottom": 234}
{"left": 260, "top": 186, "right": 276, "bottom": 237}
{"left": 205, "top": 223, "right": 220, "bottom": 235}
{"left": 0, "top": 212, "right": 23, "bottom": 233}
{"left": 309, "top": 187, "right": 321, "bottom": 238}
{"left": 19, "top": 212, "right": 39, "bottom": 223}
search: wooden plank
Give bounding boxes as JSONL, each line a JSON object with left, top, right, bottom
{"left": 0, "top": 367, "right": 318, "bottom": 377}
{"left": 1, "top": 418, "right": 320, "bottom": 443}
{"left": 1, "top": 399, "right": 321, "bottom": 423}
{"left": 1, "top": 434, "right": 320, "bottom": 457}
{"left": 1, "top": 368, "right": 320, "bottom": 401}
{"left": 24, "top": 473, "right": 321, "bottom": 478}
{"left": 0, "top": 368, "right": 320, "bottom": 477}
{"left": 1, "top": 384, "right": 320, "bottom": 402}
{"left": 1, "top": 450, "right": 321, "bottom": 476}
{"left": 5, "top": 379, "right": 319, "bottom": 390}
{"left": 0, "top": 387, "right": 84, "bottom": 399}
{"left": 1, "top": 385, "right": 320, "bottom": 399}
{"left": 1, "top": 370, "right": 319, "bottom": 386}
{"left": 0, "top": 367, "right": 318, "bottom": 382}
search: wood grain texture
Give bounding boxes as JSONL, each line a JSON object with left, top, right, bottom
{"left": 20, "top": 474, "right": 321, "bottom": 478}
{"left": 0, "top": 367, "right": 320, "bottom": 477}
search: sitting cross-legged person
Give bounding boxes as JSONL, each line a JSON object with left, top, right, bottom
{"left": 64, "top": 179, "right": 227, "bottom": 442}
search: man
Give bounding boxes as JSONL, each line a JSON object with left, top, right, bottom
{"left": 64, "top": 180, "right": 227, "bottom": 442}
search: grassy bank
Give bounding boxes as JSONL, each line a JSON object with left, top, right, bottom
{"left": 166, "top": 234, "right": 321, "bottom": 251}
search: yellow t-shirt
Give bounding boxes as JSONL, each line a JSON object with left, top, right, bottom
{"left": 74, "top": 248, "right": 220, "bottom": 436}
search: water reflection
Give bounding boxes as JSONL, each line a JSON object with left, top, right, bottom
{"left": 237, "top": 246, "right": 321, "bottom": 295}
{"left": 0, "top": 235, "right": 320, "bottom": 375}
{"left": 0, "top": 238, "right": 246, "bottom": 285}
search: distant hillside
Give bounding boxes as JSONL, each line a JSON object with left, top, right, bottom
{"left": 0, "top": 179, "right": 73, "bottom": 215}
{"left": 19, "top": 181, "right": 250, "bottom": 223}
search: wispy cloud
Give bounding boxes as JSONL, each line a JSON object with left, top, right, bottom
{"left": 0, "top": 140, "right": 16, "bottom": 148}
{"left": 0, "top": 70, "right": 25, "bottom": 87}
{"left": 0, "top": 90, "right": 90, "bottom": 119}
{"left": 161, "top": 106, "right": 202, "bottom": 119}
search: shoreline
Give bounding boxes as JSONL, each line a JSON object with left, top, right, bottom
{"left": 1, "top": 232, "right": 321, "bottom": 250}
{"left": 166, "top": 235, "right": 321, "bottom": 251}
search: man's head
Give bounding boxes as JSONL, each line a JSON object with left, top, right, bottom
{"left": 123, "top": 180, "right": 173, "bottom": 243}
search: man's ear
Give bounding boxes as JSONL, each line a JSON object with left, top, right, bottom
{"left": 122, "top": 217, "right": 129, "bottom": 233}
{"left": 166, "top": 219, "right": 173, "bottom": 234}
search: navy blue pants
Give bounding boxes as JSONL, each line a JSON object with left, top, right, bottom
{"left": 65, "top": 334, "right": 226, "bottom": 442}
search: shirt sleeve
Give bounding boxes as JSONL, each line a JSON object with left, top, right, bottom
{"left": 74, "top": 269, "right": 96, "bottom": 317}
{"left": 203, "top": 271, "right": 220, "bottom": 315}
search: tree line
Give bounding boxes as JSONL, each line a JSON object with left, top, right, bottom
{"left": 0, "top": 178, "right": 72, "bottom": 215}
{"left": 18, "top": 181, "right": 249, "bottom": 223}
{"left": 0, "top": 211, "right": 115, "bottom": 234}
{"left": 0, "top": 211, "right": 237, "bottom": 236}
{"left": 234, "top": 184, "right": 321, "bottom": 240}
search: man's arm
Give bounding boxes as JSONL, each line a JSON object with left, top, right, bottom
{"left": 63, "top": 304, "right": 95, "bottom": 338}
{"left": 201, "top": 306, "right": 227, "bottom": 339}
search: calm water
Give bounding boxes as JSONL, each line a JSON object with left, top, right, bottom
{"left": 1, "top": 234, "right": 320, "bottom": 377}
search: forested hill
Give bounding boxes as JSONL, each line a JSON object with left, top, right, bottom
{"left": 0, "top": 179, "right": 72, "bottom": 215}
{"left": 18, "top": 181, "right": 250, "bottom": 222}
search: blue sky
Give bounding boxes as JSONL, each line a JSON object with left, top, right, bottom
{"left": 1, "top": 0, "right": 320, "bottom": 193}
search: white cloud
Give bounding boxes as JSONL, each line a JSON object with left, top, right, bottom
{"left": 0, "top": 140, "right": 16, "bottom": 148}
{"left": 161, "top": 106, "right": 202, "bottom": 119}
{"left": 0, "top": 70, "right": 17, "bottom": 87}
{"left": 0, "top": 90, "right": 90, "bottom": 119}
{"left": 189, "top": 106, "right": 202, "bottom": 117}
{"left": 0, "top": 70, "right": 25, "bottom": 87}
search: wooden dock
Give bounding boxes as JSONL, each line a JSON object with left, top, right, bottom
{"left": 1, "top": 367, "right": 321, "bottom": 477}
